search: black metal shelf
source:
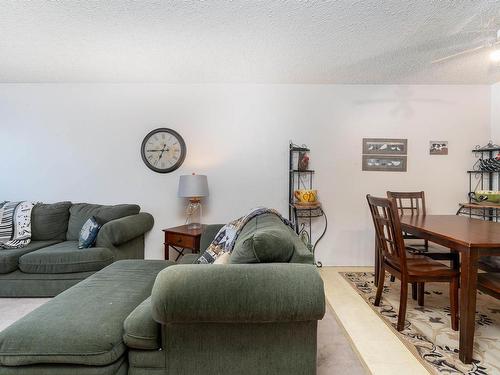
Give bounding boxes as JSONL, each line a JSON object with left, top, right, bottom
{"left": 462, "top": 142, "right": 500, "bottom": 221}
{"left": 457, "top": 203, "right": 500, "bottom": 222}
{"left": 467, "top": 170, "right": 500, "bottom": 174}
{"left": 296, "top": 210, "right": 324, "bottom": 219}
{"left": 289, "top": 169, "right": 315, "bottom": 173}
{"left": 289, "top": 203, "right": 322, "bottom": 209}
{"left": 472, "top": 148, "right": 500, "bottom": 153}
{"left": 288, "top": 141, "right": 327, "bottom": 267}
{"left": 290, "top": 146, "right": 310, "bottom": 152}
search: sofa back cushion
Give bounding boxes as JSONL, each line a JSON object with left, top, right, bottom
{"left": 232, "top": 227, "right": 294, "bottom": 264}
{"left": 230, "top": 213, "right": 313, "bottom": 264}
{"left": 31, "top": 202, "right": 72, "bottom": 241}
{"left": 66, "top": 203, "right": 140, "bottom": 241}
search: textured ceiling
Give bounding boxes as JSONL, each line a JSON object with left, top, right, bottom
{"left": 1, "top": 0, "right": 500, "bottom": 84}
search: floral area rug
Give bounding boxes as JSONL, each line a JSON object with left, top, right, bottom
{"left": 341, "top": 272, "right": 500, "bottom": 375}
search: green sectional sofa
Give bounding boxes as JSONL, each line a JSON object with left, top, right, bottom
{"left": 0, "top": 214, "right": 325, "bottom": 375}
{"left": 0, "top": 202, "right": 154, "bottom": 297}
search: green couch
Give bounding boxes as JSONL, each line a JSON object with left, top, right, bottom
{"left": 0, "top": 202, "right": 154, "bottom": 297}
{"left": 0, "top": 214, "right": 325, "bottom": 375}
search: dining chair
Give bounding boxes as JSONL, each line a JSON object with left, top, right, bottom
{"left": 387, "top": 191, "right": 460, "bottom": 304}
{"left": 367, "top": 195, "right": 459, "bottom": 332}
{"left": 478, "top": 273, "right": 500, "bottom": 299}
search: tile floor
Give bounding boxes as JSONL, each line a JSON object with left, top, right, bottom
{"left": 320, "top": 267, "right": 429, "bottom": 375}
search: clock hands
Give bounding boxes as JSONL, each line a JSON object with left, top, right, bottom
{"left": 155, "top": 144, "right": 169, "bottom": 166}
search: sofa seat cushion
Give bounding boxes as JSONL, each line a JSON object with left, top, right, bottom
{"left": 0, "top": 240, "right": 62, "bottom": 274}
{"left": 67, "top": 203, "right": 140, "bottom": 241}
{"left": 19, "top": 241, "right": 114, "bottom": 274}
{"left": 0, "top": 260, "right": 173, "bottom": 367}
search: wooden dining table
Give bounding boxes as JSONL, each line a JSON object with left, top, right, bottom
{"left": 393, "top": 215, "right": 500, "bottom": 364}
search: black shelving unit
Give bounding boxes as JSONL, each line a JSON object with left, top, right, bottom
{"left": 457, "top": 142, "right": 500, "bottom": 221}
{"left": 288, "top": 142, "right": 327, "bottom": 267}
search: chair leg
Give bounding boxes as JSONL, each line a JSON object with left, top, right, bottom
{"left": 411, "top": 283, "right": 417, "bottom": 300}
{"left": 424, "top": 239, "right": 429, "bottom": 250}
{"left": 417, "top": 283, "right": 425, "bottom": 306}
{"left": 374, "top": 266, "right": 385, "bottom": 306}
{"left": 397, "top": 280, "right": 408, "bottom": 331}
{"left": 390, "top": 275, "right": 395, "bottom": 282}
{"left": 450, "top": 276, "right": 459, "bottom": 331}
{"left": 451, "top": 251, "right": 459, "bottom": 271}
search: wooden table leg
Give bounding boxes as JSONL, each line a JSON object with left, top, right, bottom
{"left": 374, "top": 237, "right": 379, "bottom": 287}
{"left": 459, "top": 249, "right": 479, "bottom": 364}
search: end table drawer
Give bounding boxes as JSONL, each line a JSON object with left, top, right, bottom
{"left": 167, "top": 233, "right": 195, "bottom": 249}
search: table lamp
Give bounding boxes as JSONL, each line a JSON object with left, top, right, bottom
{"left": 178, "top": 173, "right": 209, "bottom": 229}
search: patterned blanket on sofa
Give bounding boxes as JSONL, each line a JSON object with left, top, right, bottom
{"left": 196, "top": 207, "right": 293, "bottom": 264}
{"left": 0, "top": 201, "right": 35, "bottom": 249}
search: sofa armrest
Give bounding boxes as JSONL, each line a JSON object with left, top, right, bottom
{"left": 123, "top": 296, "right": 161, "bottom": 350}
{"left": 151, "top": 264, "right": 325, "bottom": 324}
{"left": 96, "top": 213, "right": 154, "bottom": 247}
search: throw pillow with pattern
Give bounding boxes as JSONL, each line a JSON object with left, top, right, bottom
{"left": 78, "top": 216, "right": 103, "bottom": 249}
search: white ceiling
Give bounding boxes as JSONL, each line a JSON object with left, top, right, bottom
{"left": 1, "top": 0, "right": 500, "bottom": 84}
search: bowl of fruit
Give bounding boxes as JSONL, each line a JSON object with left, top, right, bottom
{"left": 469, "top": 190, "right": 500, "bottom": 204}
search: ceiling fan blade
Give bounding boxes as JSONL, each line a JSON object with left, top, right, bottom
{"left": 431, "top": 45, "right": 486, "bottom": 64}
{"left": 449, "top": 13, "right": 482, "bottom": 35}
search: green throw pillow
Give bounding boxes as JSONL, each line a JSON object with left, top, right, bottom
{"left": 230, "top": 228, "right": 295, "bottom": 264}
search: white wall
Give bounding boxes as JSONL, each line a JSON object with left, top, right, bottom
{"left": 491, "top": 83, "right": 500, "bottom": 142}
{"left": 0, "top": 84, "right": 491, "bottom": 265}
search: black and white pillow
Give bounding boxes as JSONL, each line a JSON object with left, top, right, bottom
{"left": 78, "top": 216, "right": 103, "bottom": 249}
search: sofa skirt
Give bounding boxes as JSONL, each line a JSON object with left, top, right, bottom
{"left": 0, "top": 270, "right": 94, "bottom": 297}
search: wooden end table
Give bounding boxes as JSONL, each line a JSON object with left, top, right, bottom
{"left": 162, "top": 224, "right": 206, "bottom": 261}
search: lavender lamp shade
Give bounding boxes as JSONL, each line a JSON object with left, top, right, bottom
{"left": 178, "top": 174, "right": 209, "bottom": 198}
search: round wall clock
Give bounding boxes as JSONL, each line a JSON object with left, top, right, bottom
{"left": 140, "top": 128, "right": 187, "bottom": 173}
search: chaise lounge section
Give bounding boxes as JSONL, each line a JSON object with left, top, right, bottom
{"left": 0, "top": 260, "right": 172, "bottom": 375}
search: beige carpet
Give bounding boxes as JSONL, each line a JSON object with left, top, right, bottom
{"left": 317, "top": 306, "right": 367, "bottom": 374}
{"left": 0, "top": 298, "right": 366, "bottom": 374}
{"left": 342, "top": 271, "right": 500, "bottom": 375}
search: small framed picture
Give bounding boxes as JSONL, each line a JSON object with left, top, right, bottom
{"left": 430, "top": 141, "right": 448, "bottom": 155}
{"left": 362, "top": 155, "right": 407, "bottom": 172}
{"left": 362, "top": 138, "right": 408, "bottom": 155}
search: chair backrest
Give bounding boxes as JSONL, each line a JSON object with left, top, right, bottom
{"left": 366, "top": 195, "right": 407, "bottom": 273}
{"left": 386, "top": 191, "right": 426, "bottom": 216}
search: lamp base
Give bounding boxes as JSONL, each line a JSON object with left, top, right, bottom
{"left": 185, "top": 199, "right": 203, "bottom": 229}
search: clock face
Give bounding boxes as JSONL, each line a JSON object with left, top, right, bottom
{"left": 141, "top": 128, "right": 186, "bottom": 173}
